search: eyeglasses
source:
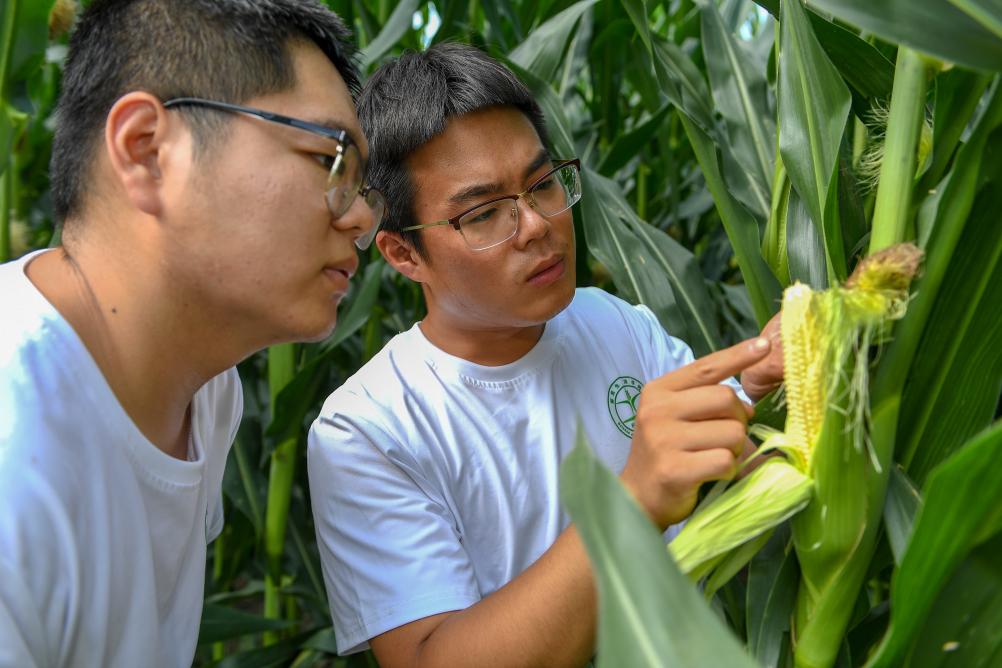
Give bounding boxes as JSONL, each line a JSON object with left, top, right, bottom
{"left": 162, "top": 97, "right": 386, "bottom": 250}
{"left": 402, "top": 159, "right": 582, "bottom": 251}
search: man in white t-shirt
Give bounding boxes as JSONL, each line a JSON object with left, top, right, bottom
{"left": 308, "top": 44, "right": 783, "bottom": 666}
{"left": 0, "top": 2, "right": 383, "bottom": 666}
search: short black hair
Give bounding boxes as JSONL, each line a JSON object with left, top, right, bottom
{"left": 357, "top": 42, "right": 550, "bottom": 256}
{"left": 51, "top": 0, "right": 359, "bottom": 223}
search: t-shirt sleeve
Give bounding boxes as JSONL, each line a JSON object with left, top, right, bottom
{"left": 308, "top": 407, "right": 480, "bottom": 655}
{"left": 202, "top": 367, "right": 244, "bottom": 543}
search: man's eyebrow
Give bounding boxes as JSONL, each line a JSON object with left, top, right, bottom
{"left": 448, "top": 181, "right": 506, "bottom": 205}
{"left": 524, "top": 150, "right": 552, "bottom": 179}
{"left": 448, "top": 150, "right": 554, "bottom": 205}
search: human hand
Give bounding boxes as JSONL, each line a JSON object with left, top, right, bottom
{"left": 620, "top": 337, "right": 771, "bottom": 530}
{"left": 740, "top": 312, "right": 783, "bottom": 402}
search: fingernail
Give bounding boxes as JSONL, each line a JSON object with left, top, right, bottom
{"left": 751, "top": 337, "right": 770, "bottom": 351}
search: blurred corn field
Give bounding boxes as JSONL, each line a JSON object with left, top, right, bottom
{"left": 3, "top": 0, "right": 1001, "bottom": 666}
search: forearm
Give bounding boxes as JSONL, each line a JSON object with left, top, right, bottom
{"left": 391, "top": 526, "right": 596, "bottom": 668}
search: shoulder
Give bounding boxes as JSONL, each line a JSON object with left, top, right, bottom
{"left": 562, "top": 287, "right": 695, "bottom": 375}
{"left": 309, "top": 330, "right": 423, "bottom": 463}
{"left": 562, "top": 287, "right": 666, "bottom": 341}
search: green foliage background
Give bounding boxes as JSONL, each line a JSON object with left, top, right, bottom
{"left": 2, "top": 0, "right": 1001, "bottom": 666}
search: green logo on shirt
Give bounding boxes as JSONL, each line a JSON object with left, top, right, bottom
{"left": 607, "top": 376, "right": 643, "bottom": 438}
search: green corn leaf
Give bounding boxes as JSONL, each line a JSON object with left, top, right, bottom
{"left": 899, "top": 534, "right": 1002, "bottom": 668}
{"left": 559, "top": 429, "right": 760, "bottom": 668}
{"left": 949, "top": 0, "right": 1002, "bottom": 40}
{"left": 899, "top": 178, "right": 1002, "bottom": 484}
{"left": 866, "top": 422, "right": 1002, "bottom": 668}
{"left": 763, "top": 150, "right": 791, "bottom": 285}
{"left": 582, "top": 168, "right": 721, "bottom": 356}
{"left": 509, "top": 0, "right": 599, "bottom": 82}
{"left": 502, "top": 58, "right": 577, "bottom": 158}
{"left": 359, "top": 0, "right": 420, "bottom": 69}
{"left": 676, "top": 112, "right": 783, "bottom": 326}
{"left": 596, "top": 102, "right": 672, "bottom": 175}
{"left": 778, "top": 0, "right": 851, "bottom": 284}
{"left": 214, "top": 630, "right": 318, "bottom": 668}
{"left": 784, "top": 187, "right": 828, "bottom": 289}
{"left": 198, "top": 604, "right": 296, "bottom": 644}
{"left": 618, "top": 0, "right": 653, "bottom": 63}
{"left": 700, "top": 0, "right": 775, "bottom": 217}
{"left": 652, "top": 38, "right": 717, "bottom": 135}
{"left": 756, "top": 0, "right": 894, "bottom": 101}
{"left": 806, "top": 0, "right": 1002, "bottom": 72}
{"left": 883, "top": 467, "right": 922, "bottom": 565}
{"left": 922, "top": 70, "right": 993, "bottom": 190}
{"left": 746, "top": 527, "right": 799, "bottom": 667}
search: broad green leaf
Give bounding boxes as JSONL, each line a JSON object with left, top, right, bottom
{"left": 359, "top": 0, "right": 421, "bottom": 69}
{"left": 677, "top": 112, "right": 783, "bottom": 326}
{"left": 214, "top": 630, "right": 317, "bottom": 668}
{"left": 883, "top": 467, "right": 921, "bottom": 565}
{"left": 870, "top": 83, "right": 1002, "bottom": 421}
{"left": 509, "top": 0, "right": 599, "bottom": 82}
{"left": 904, "top": 534, "right": 1002, "bottom": 668}
{"left": 6, "top": 0, "right": 56, "bottom": 81}
{"left": 950, "top": 0, "right": 1002, "bottom": 40}
{"left": 762, "top": 154, "right": 791, "bottom": 285}
{"left": 559, "top": 430, "right": 760, "bottom": 668}
{"left": 581, "top": 168, "right": 718, "bottom": 355}
{"left": 807, "top": 16, "right": 894, "bottom": 102}
{"left": 198, "top": 603, "right": 296, "bottom": 644}
{"left": 778, "top": 0, "right": 851, "bottom": 284}
{"left": 756, "top": 0, "right": 894, "bottom": 101}
{"left": 700, "top": 1, "right": 775, "bottom": 217}
{"left": 596, "top": 103, "right": 672, "bottom": 175}
{"left": 746, "top": 526, "right": 798, "bottom": 668}
{"left": 806, "top": 0, "right": 1002, "bottom": 72}
{"left": 899, "top": 180, "right": 1002, "bottom": 484}
{"left": 593, "top": 171, "right": 723, "bottom": 354}
{"left": 784, "top": 187, "right": 827, "bottom": 289}
{"left": 618, "top": 0, "right": 653, "bottom": 62}
{"left": 624, "top": 214, "right": 723, "bottom": 353}
{"left": 502, "top": 59, "right": 577, "bottom": 158}
{"left": 652, "top": 38, "right": 717, "bottom": 135}
{"left": 866, "top": 422, "right": 1002, "bottom": 668}
{"left": 921, "top": 69, "right": 993, "bottom": 191}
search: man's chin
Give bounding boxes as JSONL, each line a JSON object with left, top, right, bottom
{"left": 527, "top": 280, "right": 576, "bottom": 323}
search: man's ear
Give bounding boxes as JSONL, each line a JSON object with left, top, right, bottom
{"left": 376, "top": 230, "right": 427, "bottom": 282}
{"left": 104, "top": 92, "right": 177, "bottom": 217}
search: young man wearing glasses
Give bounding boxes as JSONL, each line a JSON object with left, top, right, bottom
{"left": 308, "top": 43, "right": 783, "bottom": 666}
{"left": 0, "top": 2, "right": 381, "bottom": 665}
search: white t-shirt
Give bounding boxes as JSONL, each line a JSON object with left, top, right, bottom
{"left": 0, "top": 251, "right": 243, "bottom": 668}
{"left": 308, "top": 287, "right": 744, "bottom": 654}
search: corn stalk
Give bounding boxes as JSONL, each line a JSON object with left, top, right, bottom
{"left": 264, "top": 342, "right": 298, "bottom": 645}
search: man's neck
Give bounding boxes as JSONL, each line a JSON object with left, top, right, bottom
{"left": 418, "top": 312, "right": 546, "bottom": 367}
{"left": 25, "top": 245, "right": 228, "bottom": 459}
